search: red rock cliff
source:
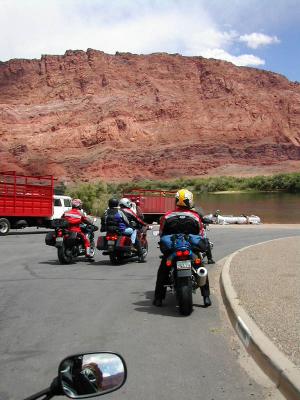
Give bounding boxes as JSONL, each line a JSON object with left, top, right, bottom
{"left": 1, "top": 49, "right": 300, "bottom": 182}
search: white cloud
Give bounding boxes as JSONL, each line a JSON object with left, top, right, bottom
{"left": 0, "top": 0, "right": 280, "bottom": 69}
{"left": 239, "top": 33, "right": 280, "bottom": 49}
{"left": 201, "top": 48, "right": 265, "bottom": 67}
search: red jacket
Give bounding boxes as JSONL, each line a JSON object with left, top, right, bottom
{"left": 122, "top": 208, "right": 147, "bottom": 227}
{"left": 159, "top": 207, "right": 204, "bottom": 237}
{"left": 62, "top": 208, "right": 91, "bottom": 232}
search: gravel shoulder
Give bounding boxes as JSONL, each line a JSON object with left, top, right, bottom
{"left": 229, "top": 236, "right": 300, "bottom": 367}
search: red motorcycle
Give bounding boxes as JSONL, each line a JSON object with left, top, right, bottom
{"left": 45, "top": 219, "right": 98, "bottom": 264}
{"left": 97, "top": 226, "right": 148, "bottom": 264}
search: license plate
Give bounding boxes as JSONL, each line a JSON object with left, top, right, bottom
{"left": 56, "top": 237, "right": 63, "bottom": 242}
{"left": 107, "top": 240, "right": 115, "bottom": 245}
{"left": 176, "top": 260, "right": 191, "bottom": 270}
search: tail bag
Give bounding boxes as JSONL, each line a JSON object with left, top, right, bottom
{"left": 160, "top": 233, "right": 206, "bottom": 254}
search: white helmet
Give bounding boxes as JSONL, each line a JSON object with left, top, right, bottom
{"left": 119, "top": 198, "right": 132, "bottom": 209}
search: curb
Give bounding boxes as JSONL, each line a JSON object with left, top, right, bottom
{"left": 220, "top": 239, "right": 300, "bottom": 400}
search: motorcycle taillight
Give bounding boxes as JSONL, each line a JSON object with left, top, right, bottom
{"left": 57, "top": 230, "right": 63, "bottom": 237}
{"left": 176, "top": 249, "right": 190, "bottom": 258}
{"left": 106, "top": 234, "right": 118, "bottom": 241}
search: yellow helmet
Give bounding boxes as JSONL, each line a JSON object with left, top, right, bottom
{"left": 175, "top": 189, "right": 194, "bottom": 208}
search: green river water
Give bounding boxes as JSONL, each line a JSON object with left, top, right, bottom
{"left": 194, "top": 192, "right": 300, "bottom": 224}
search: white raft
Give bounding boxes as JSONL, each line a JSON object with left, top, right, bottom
{"left": 205, "top": 214, "right": 261, "bottom": 225}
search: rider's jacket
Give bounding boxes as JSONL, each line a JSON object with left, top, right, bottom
{"left": 105, "top": 208, "right": 130, "bottom": 233}
{"left": 62, "top": 208, "right": 91, "bottom": 232}
{"left": 121, "top": 208, "right": 147, "bottom": 228}
{"left": 159, "top": 207, "right": 204, "bottom": 237}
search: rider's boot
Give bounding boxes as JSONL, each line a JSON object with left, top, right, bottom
{"left": 203, "top": 296, "right": 212, "bottom": 307}
{"left": 135, "top": 241, "right": 145, "bottom": 262}
{"left": 85, "top": 247, "right": 94, "bottom": 260}
{"left": 152, "top": 298, "right": 163, "bottom": 307}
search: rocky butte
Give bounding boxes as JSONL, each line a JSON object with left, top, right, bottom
{"left": 0, "top": 49, "right": 300, "bottom": 182}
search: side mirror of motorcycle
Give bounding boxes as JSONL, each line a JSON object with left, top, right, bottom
{"left": 24, "top": 352, "right": 127, "bottom": 400}
{"left": 59, "top": 352, "right": 127, "bottom": 398}
{"left": 152, "top": 231, "right": 160, "bottom": 237}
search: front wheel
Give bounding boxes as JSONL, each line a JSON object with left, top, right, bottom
{"left": 57, "top": 244, "right": 73, "bottom": 264}
{"left": 177, "top": 278, "right": 193, "bottom": 316}
{"left": 0, "top": 218, "right": 10, "bottom": 236}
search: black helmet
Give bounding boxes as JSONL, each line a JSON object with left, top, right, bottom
{"left": 108, "top": 198, "right": 119, "bottom": 208}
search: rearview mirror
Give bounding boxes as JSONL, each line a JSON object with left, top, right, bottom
{"left": 59, "top": 352, "right": 127, "bottom": 398}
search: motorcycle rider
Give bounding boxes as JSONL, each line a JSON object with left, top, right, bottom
{"left": 153, "top": 189, "right": 212, "bottom": 307}
{"left": 61, "top": 198, "right": 95, "bottom": 259}
{"left": 81, "top": 362, "right": 104, "bottom": 392}
{"left": 119, "top": 198, "right": 147, "bottom": 258}
{"left": 132, "top": 199, "right": 144, "bottom": 220}
{"left": 101, "top": 198, "right": 132, "bottom": 235}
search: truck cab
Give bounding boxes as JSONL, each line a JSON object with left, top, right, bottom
{"left": 51, "top": 195, "right": 72, "bottom": 220}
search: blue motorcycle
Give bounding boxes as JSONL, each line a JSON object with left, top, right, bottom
{"left": 159, "top": 233, "right": 208, "bottom": 316}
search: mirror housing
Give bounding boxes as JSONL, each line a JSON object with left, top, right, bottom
{"left": 59, "top": 352, "right": 127, "bottom": 398}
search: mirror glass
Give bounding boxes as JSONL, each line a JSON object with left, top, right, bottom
{"left": 59, "top": 352, "right": 126, "bottom": 398}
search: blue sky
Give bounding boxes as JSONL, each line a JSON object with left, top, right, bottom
{"left": 0, "top": 0, "right": 299, "bottom": 81}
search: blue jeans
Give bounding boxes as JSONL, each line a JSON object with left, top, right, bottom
{"left": 124, "top": 227, "right": 137, "bottom": 244}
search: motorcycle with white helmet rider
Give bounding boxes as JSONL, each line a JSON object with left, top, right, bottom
{"left": 119, "top": 198, "right": 148, "bottom": 259}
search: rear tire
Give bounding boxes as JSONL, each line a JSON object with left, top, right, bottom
{"left": 177, "top": 278, "right": 193, "bottom": 316}
{"left": 0, "top": 218, "right": 10, "bottom": 236}
{"left": 109, "top": 253, "right": 122, "bottom": 265}
{"left": 58, "top": 244, "right": 73, "bottom": 264}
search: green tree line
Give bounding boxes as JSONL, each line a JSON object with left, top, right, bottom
{"left": 55, "top": 173, "right": 300, "bottom": 216}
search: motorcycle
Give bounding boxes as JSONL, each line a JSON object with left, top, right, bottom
{"left": 97, "top": 226, "right": 148, "bottom": 265}
{"left": 157, "top": 232, "right": 209, "bottom": 316}
{"left": 24, "top": 351, "right": 127, "bottom": 400}
{"left": 45, "top": 219, "right": 98, "bottom": 264}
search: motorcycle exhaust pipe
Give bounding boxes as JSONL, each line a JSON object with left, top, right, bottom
{"left": 196, "top": 267, "right": 208, "bottom": 287}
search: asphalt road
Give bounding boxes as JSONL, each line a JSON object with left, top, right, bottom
{"left": 0, "top": 224, "right": 299, "bottom": 400}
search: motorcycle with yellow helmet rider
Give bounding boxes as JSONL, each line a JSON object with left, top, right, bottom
{"left": 153, "top": 189, "right": 213, "bottom": 309}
